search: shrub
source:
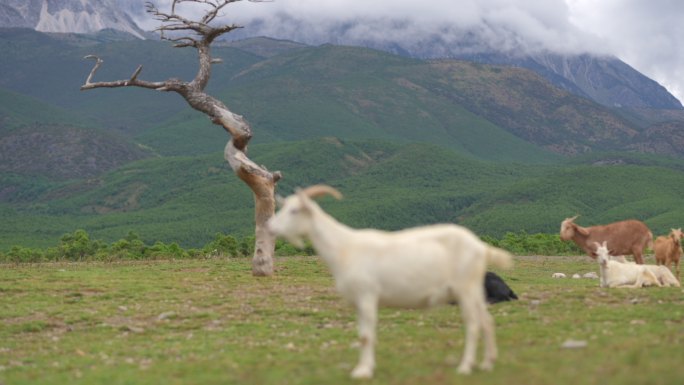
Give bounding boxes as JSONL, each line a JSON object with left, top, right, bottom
{"left": 147, "top": 241, "right": 188, "bottom": 259}
{"left": 496, "top": 231, "right": 582, "bottom": 256}
{"left": 204, "top": 233, "right": 239, "bottom": 257}
{"left": 58, "top": 229, "right": 102, "bottom": 261}
{"left": 110, "top": 239, "right": 147, "bottom": 259}
{"left": 275, "top": 239, "right": 299, "bottom": 256}
{"left": 4, "top": 245, "right": 44, "bottom": 263}
{"left": 238, "top": 235, "right": 255, "bottom": 257}
{"left": 1, "top": 229, "right": 585, "bottom": 264}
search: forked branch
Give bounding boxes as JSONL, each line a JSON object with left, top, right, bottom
{"left": 145, "top": 0, "right": 270, "bottom": 45}
{"left": 80, "top": 55, "right": 171, "bottom": 91}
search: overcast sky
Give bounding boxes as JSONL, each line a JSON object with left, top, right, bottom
{"left": 134, "top": 0, "right": 684, "bottom": 103}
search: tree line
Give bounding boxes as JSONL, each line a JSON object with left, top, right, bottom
{"left": 0, "top": 229, "right": 582, "bottom": 263}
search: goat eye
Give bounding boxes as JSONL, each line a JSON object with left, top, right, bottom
{"left": 290, "top": 208, "right": 299, "bottom": 214}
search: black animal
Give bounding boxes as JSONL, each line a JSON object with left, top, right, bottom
{"left": 484, "top": 272, "right": 518, "bottom": 304}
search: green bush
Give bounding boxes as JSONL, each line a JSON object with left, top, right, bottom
{"left": 110, "top": 238, "right": 146, "bottom": 260}
{"left": 57, "top": 229, "right": 103, "bottom": 261}
{"left": 238, "top": 235, "right": 255, "bottom": 257}
{"left": 204, "top": 233, "right": 239, "bottom": 257}
{"left": 1, "top": 229, "right": 585, "bottom": 263}
{"left": 147, "top": 241, "right": 188, "bottom": 259}
{"left": 494, "top": 231, "right": 582, "bottom": 256}
{"left": 3, "top": 245, "right": 44, "bottom": 263}
{"left": 274, "top": 239, "right": 299, "bottom": 256}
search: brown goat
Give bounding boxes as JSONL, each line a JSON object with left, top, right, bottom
{"left": 654, "top": 228, "right": 683, "bottom": 281}
{"left": 559, "top": 216, "right": 652, "bottom": 264}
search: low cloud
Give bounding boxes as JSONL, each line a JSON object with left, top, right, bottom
{"left": 129, "top": 0, "right": 683, "bottom": 103}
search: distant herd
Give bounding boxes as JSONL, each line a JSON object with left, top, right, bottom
{"left": 266, "top": 185, "right": 682, "bottom": 379}
{"left": 560, "top": 215, "right": 682, "bottom": 286}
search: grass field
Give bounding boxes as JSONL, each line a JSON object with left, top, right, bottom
{"left": 1, "top": 255, "right": 683, "bottom": 385}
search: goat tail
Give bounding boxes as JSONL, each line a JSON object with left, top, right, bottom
{"left": 485, "top": 246, "right": 514, "bottom": 269}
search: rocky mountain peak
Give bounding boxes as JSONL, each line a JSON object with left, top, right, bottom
{"left": 0, "top": 0, "right": 145, "bottom": 39}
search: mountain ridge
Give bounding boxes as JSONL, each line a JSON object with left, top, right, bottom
{"left": 2, "top": 31, "right": 684, "bottom": 162}
{"left": 454, "top": 51, "right": 683, "bottom": 110}
{"left": 0, "top": 1, "right": 680, "bottom": 111}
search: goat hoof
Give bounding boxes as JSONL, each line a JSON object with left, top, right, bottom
{"left": 351, "top": 365, "right": 373, "bottom": 379}
{"left": 479, "top": 361, "right": 494, "bottom": 371}
{"left": 457, "top": 364, "right": 472, "bottom": 375}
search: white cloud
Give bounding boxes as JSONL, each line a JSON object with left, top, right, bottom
{"left": 567, "top": 0, "right": 684, "bottom": 103}
{"left": 129, "top": 0, "right": 684, "bottom": 103}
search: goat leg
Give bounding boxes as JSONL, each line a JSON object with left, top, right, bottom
{"left": 457, "top": 295, "right": 481, "bottom": 374}
{"left": 351, "top": 296, "right": 378, "bottom": 379}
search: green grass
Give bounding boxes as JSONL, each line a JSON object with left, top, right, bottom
{"left": 1, "top": 255, "right": 682, "bottom": 385}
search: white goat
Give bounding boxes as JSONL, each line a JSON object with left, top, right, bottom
{"left": 644, "top": 265, "right": 681, "bottom": 287}
{"left": 594, "top": 242, "right": 661, "bottom": 288}
{"left": 606, "top": 253, "right": 680, "bottom": 287}
{"left": 267, "top": 185, "right": 513, "bottom": 378}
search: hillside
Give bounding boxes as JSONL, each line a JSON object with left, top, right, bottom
{"left": 0, "top": 28, "right": 262, "bottom": 134}
{"left": 215, "top": 44, "right": 560, "bottom": 163}
{"left": 2, "top": 139, "right": 684, "bottom": 250}
{"left": 450, "top": 51, "right": 683, "bottom": 110}
{"left": 1, "top": 30, "right": 682, "bottom": 161}
{"left": 0, "top": 85, "right": 84, "bottom": 130}
{"left": 413, "top": 60, "right": 639, "bottom": 155}
{"left": 0, "top": 123, "right": 151, "bottom": 181}
{"left": 0, "top": 84, "right": 151, "bottom": 186}
{"left": 2, "top": 32, "right": 684, "bottom": 251}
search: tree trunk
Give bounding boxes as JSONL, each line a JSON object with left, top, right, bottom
{"left": 252, "top": 189, "right": 276, "bottom": 276}
{"left": 225, "top": 140, "right": 280, "bottom": 276}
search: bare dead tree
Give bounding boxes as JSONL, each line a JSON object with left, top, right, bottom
{"left": 81, "top": 0, "right": 281, "bottom": 276}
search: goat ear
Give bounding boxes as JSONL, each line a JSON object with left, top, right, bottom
{"left": 275, "top": 194, "right": 285, "bottom": 208}
{"left": 295, "top": 188, "right": 314, "bottom": 213}
{"left": 576, "top": 225, "right": 590, "bottom": 236}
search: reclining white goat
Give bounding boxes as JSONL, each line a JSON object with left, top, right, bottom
{"left": 595, "top": 241, "right": 661, "bottom": 288}
{"left": 267, "top": 185, "right": 513, "bottom": 378}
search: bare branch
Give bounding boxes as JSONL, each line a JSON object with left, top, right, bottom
{"left": 80, "top": 55, "right": 169, "bottom": 91}
{"left": 82, "top": 54, "right": 103, "bottom": 85}
{"left": 129, "top": 65, "right": 143, "bottom": 83}
{"left": 146, "top": 0, "right": 266, "bottom": 45}
{"left": 167, "top": 36, "right": 199, "bottom": 48}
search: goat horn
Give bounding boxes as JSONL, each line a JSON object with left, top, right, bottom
{"left": 298, "top": 184, "right": 343, "bottom": 200}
